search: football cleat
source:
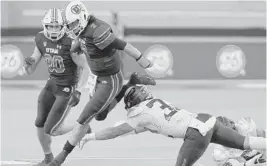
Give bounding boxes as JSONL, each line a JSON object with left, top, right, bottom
{"left": 33, "top": 154, "right": 54, "bottom": 166}
{"left": 45, "top": 151, "right": 67, "bottom": 166}
{"left": 128, "top": 72, "right": 156, "bottom": 86}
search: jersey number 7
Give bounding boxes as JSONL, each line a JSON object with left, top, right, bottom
{"left": 146, "top": 99, "right": 180, "bottom": 121}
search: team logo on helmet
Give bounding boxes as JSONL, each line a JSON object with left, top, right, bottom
{"left": 71, "top": 4, "right": 81, "bottom": 14}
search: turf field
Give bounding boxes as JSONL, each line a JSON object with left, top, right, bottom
{"left": 1, "top": 80, "right": 266, "bottom": 166}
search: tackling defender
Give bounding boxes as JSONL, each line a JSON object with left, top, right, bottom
{"left": 79, "top": 84, "right": 267, "bottom": 166}
{"left": 213, "top": 116, "right": 266, "bottom": 166}
{"left": 19, "top": 8, "right": 93, "bottom": 166}
{"left": 45, "top": 1, "right": 157, "bottom": 165}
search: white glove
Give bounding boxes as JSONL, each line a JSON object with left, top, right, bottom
{"left": 144, "top": 49, "right": 173, "bottom": 79}
{"left": 17, "top": 66, "right": 27, "bottom": 76}
{"left": 79, "top": 133, "right": 95, "bottom": 150}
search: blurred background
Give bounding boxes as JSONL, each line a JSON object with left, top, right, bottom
{"left": 1, "top": 1, "right": 266, "bottom": 80}
{"left": 1, "top": 1, "right": 266, "bottom": 166}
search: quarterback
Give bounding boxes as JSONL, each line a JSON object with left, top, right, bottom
{"left": 19, "top": 8, "right": 93, "bottom": 166}
{"left": 46, "top": 1, "right": 158, "bottom": 165}
{"left": 79, "top": 84, "right": 267, "bottom": 166}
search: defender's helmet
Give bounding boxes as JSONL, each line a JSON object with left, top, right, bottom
{"left": 42, "top": 8, "right": 65, "bottom": 41}
{"left": 124, "top": 85, "right": 153, "bottom": 109}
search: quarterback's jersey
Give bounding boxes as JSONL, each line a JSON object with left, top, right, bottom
{"left": 35, "top": 32, "right": 78, "bottom": 86}
{"left": 126, "top": 98, "right": 197, "bottom": 138}
{"left": 78, "top": 16, "right": 121, "bottom": 76}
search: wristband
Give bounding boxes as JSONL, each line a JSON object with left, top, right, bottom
{"left": 136, "top": 55, "right": 151, "bottom": 69}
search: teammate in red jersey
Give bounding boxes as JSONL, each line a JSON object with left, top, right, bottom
{"left": 46, "top": 1, "right": 158, "bottom": 165}
{"left": 18, "top": 8, "right": 93, "bottom": 166}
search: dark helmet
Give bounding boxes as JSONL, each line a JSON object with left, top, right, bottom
{"left": 124, "top": 85, "right": 153, "bottom": 109}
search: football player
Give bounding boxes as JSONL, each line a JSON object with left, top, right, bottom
{"left": 78, "top": 84, "right": 267, "bottom": 166}
{"left": 45, "top": 1, "right": 157, "bottom": 165}
{"left": 18, "top": 8, "right": 94, "bottom": 166}
{"left": 213, "top": 116, "right": 266, "bottom": 166}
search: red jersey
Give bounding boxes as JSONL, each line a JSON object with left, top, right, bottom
{"left": 78, "top": 16, "right": 121, "bottom": 76}
{"left": 35, "top": 32, "right": 78, "bottom": 86}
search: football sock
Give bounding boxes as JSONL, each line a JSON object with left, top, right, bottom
{"left": 244, "top": 136, "right": 266, "bottom": 150}
{"left": 63, "top": 141, "right": 75, "bottom": 154}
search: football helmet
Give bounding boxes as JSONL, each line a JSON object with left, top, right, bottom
{"left": 42, "top": 8, "right": 65, "bottom": 42}
{"left": 124, "top": 85, "right": 153, "bottom": 109}
{"left": 63, "top": 0, "right": 89, "bottom": 39}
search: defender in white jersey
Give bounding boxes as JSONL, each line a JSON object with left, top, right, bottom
{"left": 79, "top": 85, "right": 267, "bottom": 166}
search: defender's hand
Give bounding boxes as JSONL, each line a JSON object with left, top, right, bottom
{"left": 69, "top": 90, "right": 81, "bottom": 107}
{"left": 79, "top": 134, "right": 94, "bottom": 150}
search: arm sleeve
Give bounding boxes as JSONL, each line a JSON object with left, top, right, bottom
{"left": 93, "top": 25, "right": 116, "bottom": 50}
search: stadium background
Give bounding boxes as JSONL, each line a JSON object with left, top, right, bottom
{"left": 1, "top": 1, "right": 266, "bottom": 80}
{"left": 1, "top": 1, "right": 266, "bottom": 166}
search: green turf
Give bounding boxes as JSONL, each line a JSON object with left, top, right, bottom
{"left": 1, "top": 83, "right": 266, "bottom": 166}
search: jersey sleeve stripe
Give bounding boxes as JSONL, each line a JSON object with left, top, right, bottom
{"left": 95, "top": 32, "right": 112, "bottom": 45}
{"left": 94, "top": 30, "right": 111, "bottom": 44}
{"left": 95, "top": 27, "right": 111, "bottom": 40}
{"left": 94, "top": 33, "right": 116, "bottom": 50}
